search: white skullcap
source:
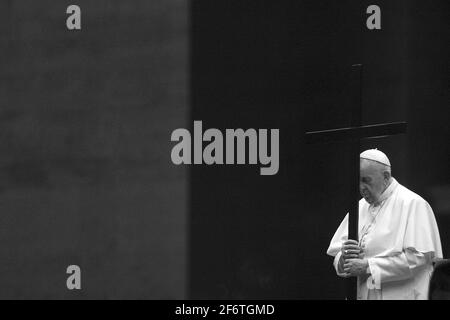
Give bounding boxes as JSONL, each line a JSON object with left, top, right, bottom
{"left": 360, "top": 149, "right": 391, "bottom": 167}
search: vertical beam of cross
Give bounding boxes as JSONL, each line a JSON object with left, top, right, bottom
{"left": 346, "top": 64, "right": 363, "bottom": 300}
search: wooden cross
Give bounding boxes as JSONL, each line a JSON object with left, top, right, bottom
{"left": 305, "top": 64, "right": 407, "bottom": 300}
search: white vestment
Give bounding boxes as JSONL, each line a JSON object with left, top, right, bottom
{"left": 327, "top": 178, "right": 443, "bottom": 300}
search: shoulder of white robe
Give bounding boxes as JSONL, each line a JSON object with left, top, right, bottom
{"left": 403, "top": 193, "right": 443, "bottom": 258}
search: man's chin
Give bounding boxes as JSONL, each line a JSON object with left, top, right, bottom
{"left": 363, "top": 197, "right": 373, "bottom": 204}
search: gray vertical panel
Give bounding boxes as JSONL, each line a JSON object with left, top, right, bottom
{"left": 0, "top": 0, "right": 188, "bottom": 299}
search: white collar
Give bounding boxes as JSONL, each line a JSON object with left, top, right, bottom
{"left": 372, "top": 178, "right": 398, "bottom": 207}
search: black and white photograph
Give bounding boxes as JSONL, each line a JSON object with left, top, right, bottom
{"left": 0, "top": 0, "right": 449, "bottom": 309}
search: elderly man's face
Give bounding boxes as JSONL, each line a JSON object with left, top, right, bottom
{"left": 359, "top": 159, "right": 388, "bottom": 205}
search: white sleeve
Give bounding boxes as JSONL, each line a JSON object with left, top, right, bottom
{"left": 367, "top": 248, "right": 431, "bottom": 289}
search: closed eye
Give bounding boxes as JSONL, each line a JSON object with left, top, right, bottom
{"left": 361, "top": 177, "right": 372, "bottom": 184}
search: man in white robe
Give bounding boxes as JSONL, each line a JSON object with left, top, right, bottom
{"left": 327, "top": 149, "right": 443, "bottom": 300}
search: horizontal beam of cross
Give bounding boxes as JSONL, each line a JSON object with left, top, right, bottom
{"left": 305, "top": 121, "right": 407, "bottom": 144}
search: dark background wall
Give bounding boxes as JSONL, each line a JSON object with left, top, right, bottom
{"left": 405, "top": 0, "right": 450, "bottom": 270}
{"left": 190, "top": 0, "right": 449, "bottom": 299}
{"left": 0, "top": 0, "right": 188, "bottom": 299}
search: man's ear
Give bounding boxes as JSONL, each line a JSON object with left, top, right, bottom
{"left": 383, "top": 171, "right": 391, "bottom": 181}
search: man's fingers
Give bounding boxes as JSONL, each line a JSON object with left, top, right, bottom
{"left": 342, "top": 273, "right": 352, "bottom": 278}
{"left": 343, "top": 245, "right": 361, "bottom": 251}
{"left": 344, "top": 240, "right": 359, "bottom": 245}
{"left": 341, "top": 247, "right": 361, "bottom": 259}
{"left": 343, "top": 253, "right": 359, "bottom": 257}
{"left": 344, "top": 259, "right": 356, "bottom": 267}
